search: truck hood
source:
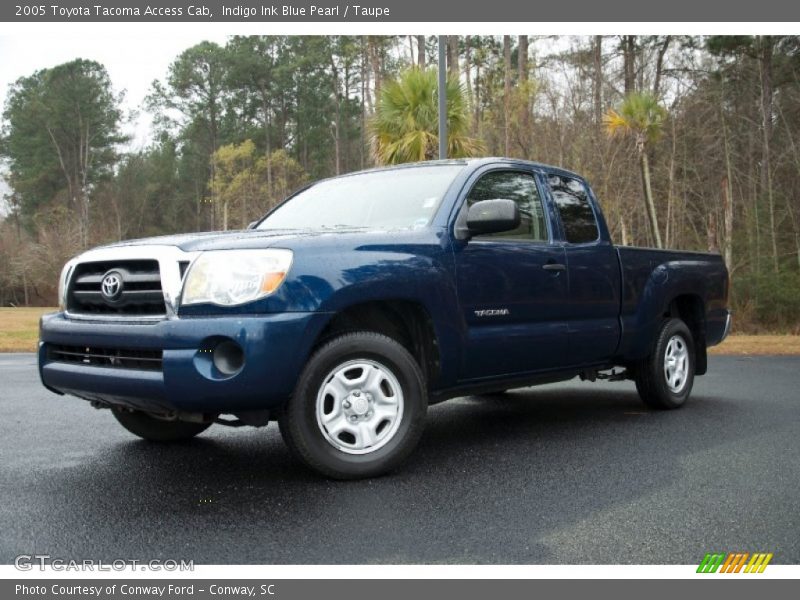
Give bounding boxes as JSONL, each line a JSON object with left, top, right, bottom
{"left": 95, "top": 227, "right": 410, "bottom": 253}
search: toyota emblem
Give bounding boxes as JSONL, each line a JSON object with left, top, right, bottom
{"left": 100, "top": 271, "right": 123, "bottom": 301}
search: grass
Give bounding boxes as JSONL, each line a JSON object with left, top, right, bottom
{"left": 0, "top": 307, "right": 57, "bottom": 352}
{"left": 1, "top": 307, "right": 799, "bottom": 355}
{"left": 709, "top": 335, "right": 800, "bottom": 355}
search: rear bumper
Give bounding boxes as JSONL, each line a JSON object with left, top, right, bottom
{"left": 38, "top": 311, "right": 330, "bottom": 414}
{"left": 720, "top": 310, "right": 732, "bottom": 343}
{"left": 706, "top": 309, "right": 732, "bottom": 347}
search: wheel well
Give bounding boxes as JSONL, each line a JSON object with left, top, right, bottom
{"left": 314, "top": 300, "right": 441, "bottom": 388}
{"left": 666, "top": 295, "right": 707, "bottom": 375}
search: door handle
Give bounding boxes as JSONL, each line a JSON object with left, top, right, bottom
{"left": 543, "top": 263, "right": 566, "bottom": 272}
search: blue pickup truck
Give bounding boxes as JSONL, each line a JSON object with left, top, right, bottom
{"left": 39, "top": 158, "right": 730, "bottom": 478}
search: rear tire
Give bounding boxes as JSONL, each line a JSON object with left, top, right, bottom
{"left": 279, "top": 331, "right": 427, "bottom": 479}
{"left": 112, "top": 407, "right": 212, "bottom": 442}
{"left": 635, "top": 318, "right": 695, "bottom": 409}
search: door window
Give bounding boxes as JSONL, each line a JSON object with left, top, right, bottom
{"left": 466, "top": 171, "right": 548, "bottom": 241}
{"left": 548, "top": 175, "right": 599, "bottom": 244}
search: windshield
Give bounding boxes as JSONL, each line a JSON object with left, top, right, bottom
{"left": 258, "top": 165, "right": 464, "bottom": 230}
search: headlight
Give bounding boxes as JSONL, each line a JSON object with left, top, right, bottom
{"left": 181, "top": 249, "right": 293, "bottom": 307}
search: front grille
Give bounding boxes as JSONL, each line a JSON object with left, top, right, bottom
{"left": 67, "top": 260, "right": 166, "bottom": 316}
{"left": 47, "top": 344, "right": 163, "bottom": 371}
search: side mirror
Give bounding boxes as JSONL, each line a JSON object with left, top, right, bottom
{"left": 247, "top": 220, "right": 259, "bottom": 230}
{"left": 466, "top": 199, "right": 520, "bottom": 236}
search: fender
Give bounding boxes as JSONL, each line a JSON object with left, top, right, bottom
{"left": 266, "top": 230, "right": 464, "bottom": 390}
{"left": 618, "top": 258, "right": 714, "bottom": 361}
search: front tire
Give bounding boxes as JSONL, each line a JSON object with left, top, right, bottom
{"left": 279, "top": 331, "right": 427, "bottom": 479}
{"left": 635, "top": 318, "right": 696, "bottom": 409}
{"left": 112, "top": 407, "right": 212, "bottom": 442}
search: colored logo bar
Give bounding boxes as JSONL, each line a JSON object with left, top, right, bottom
{"left": 697, "top": 552, "right": 773, "bottom": 573}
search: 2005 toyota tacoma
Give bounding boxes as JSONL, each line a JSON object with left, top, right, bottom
{"left": 39, "top": 158, "right": 731, "bottom": 478}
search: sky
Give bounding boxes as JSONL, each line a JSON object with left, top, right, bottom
{"left": 0, "top": 31, "right": 229, "bottom": 215}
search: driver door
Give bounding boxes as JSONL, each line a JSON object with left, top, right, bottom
{"left": 453, "top": 169, "right": 569, "bottom": 380}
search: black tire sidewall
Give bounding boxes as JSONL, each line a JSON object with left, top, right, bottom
{"left": 281, "top": 332, "right": 427, "bottom": 479}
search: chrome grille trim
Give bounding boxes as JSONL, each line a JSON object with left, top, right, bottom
{"left": 67, "top": 260, "right": 165, "bottom": 316}
{"left": 61, "top": 245, "right": 201, "bottom": 321}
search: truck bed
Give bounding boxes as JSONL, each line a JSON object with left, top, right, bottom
{"left": 614, "top": 245, "right": 729, "bottom": 361}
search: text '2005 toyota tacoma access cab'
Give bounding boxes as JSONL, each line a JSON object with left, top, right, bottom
{"left": 39, "top": 158, "right": 731, "bottom": 478}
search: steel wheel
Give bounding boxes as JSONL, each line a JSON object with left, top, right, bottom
{"left": 635, "top": 318, "right": 695, "bottom": 410}
{"left": 315, "top": 359, "right": 404, "bottom": 455}
{"left": 279, "top": 331, "right": 427, "bottom": 479}
{"left": 663, "top": 334, "right": 689, "bottom": 393}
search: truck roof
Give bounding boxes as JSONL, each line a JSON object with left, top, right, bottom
{"left": 324, "top": 157, "right": 584, "bottom": 182}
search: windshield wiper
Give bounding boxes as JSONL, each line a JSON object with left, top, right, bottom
{"left": 318, "top": 224, "right": 368, "bottom": 230}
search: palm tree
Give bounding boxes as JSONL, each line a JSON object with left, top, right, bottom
{"left": 370, "top": 67, "right": 484, "bottom": 165}
{"left": 604, "top": 92, "right": 667, "bottom": 248}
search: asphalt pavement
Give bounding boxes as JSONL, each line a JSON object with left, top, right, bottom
{"left": 0, "top": 353, "right": 797, "bottom": 564}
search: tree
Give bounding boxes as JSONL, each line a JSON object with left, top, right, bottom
{"left": 225, "top": 36, "right": 284, "bottom": 194}
{"left": 707, "top": 35, "right": 799, "bottom": 273}
{"left": 757, "top": 36, "right": 778, "bottom": 273}
{"left": 503, "top": 35, "right": 512, "bottom": 155}
{"left": 100, "top": 136, "right": 183, "bottom": 239}
{"left": 5, "top": 35, "right": 800, "bottom": 328}
{"left": 621, "top": 35, "right": 637, "bottom": 94}
{"left": 605, "top": 92, "right": 668, "bottom": 248}
{"left": 148, "top": 41, "right": 229, "bottom": 229}
{"left": 447, "top": 36, "right": 459, "bottom": 76}
{"left": 326, "top": 36, "right": 362, "bottom": 176}
{"left": 1, "top": 59, "right": 125, "bottom": 245}
{"left": 370, "top": 68, "right": 484, "bottom": 164}
{"left": 211, "top": 141, "right": 307, "bottom": 229}
{"left": 593, "top": 36, "right": 603, "bottom": 127}
{"left": 285, "top": 36, "right": 355, "bottom": 177}
{"left": 518, "top": 35, "right": 530, "bottom": 135}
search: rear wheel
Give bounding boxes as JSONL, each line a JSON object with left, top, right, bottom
{"left": 635, "top": 318, "right": 695, "bottom": 409}
{"left": 112, "top": 407, "right": 212, "bottom": 442}
{"left": 279, "top": 331, "right": 427, "bottom": 479}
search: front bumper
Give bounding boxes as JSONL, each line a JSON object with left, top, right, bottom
{"left": 38, "top": 311, "right": 330, "bottom": 414}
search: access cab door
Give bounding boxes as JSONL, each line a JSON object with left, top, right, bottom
{"left": 546, "top": 174, "right": 622, "bottom": 366}
{"left": 452, "top": 167, "right": 569, "bottom": 380}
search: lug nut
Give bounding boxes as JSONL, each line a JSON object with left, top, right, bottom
{"left": 349, "top": 415, "right": 358, "bottom": 422}
{"left": 343, "top": 401, "right": 351, "bottom": 409}
{"left": 353, "top": 391, "right": 361, "bottom": 397}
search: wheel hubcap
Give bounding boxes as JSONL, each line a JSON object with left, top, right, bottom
{"left": 315, "top": 359, "right": 404, "bottom": 455}
{"left": 664, "top": 334, "right": 689, "bottom": 394}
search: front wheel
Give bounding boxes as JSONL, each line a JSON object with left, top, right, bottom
{"left": 279, "top": 331, "right": 427, "bottom": 479}
{"left": 634, "top": 318, "right": 696, "bottom": 409}
{"left": 112, "top": 407, "right": 212, "bottom": 442}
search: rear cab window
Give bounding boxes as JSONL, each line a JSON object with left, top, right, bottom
{"left": 548, "top": 174, "right": 599, "bottom": 244}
